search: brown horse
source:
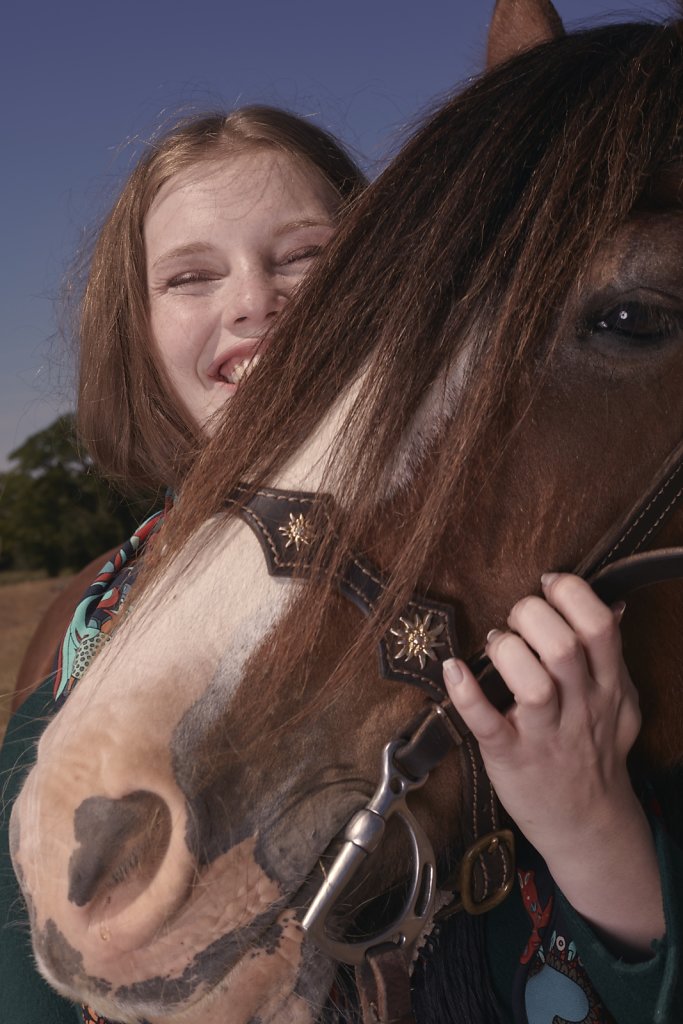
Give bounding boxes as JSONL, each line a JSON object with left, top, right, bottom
{"left": 8, "top": 3, "right": 683, "bottom": 1022}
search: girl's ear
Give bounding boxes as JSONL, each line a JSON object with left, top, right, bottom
{"left": 487, "top": 0, "right": 565, "bottom": 69}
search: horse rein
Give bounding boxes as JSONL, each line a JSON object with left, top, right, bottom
{"left": 235, "top": 434, "right": 683, "bottom": 1023}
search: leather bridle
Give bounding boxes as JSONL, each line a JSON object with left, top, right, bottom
{"left": 236, "top": 435, "right": 683, "bottom": 1024}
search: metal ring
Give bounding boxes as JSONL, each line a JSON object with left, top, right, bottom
{"left": 302, "top": 740, "right": 436, "bottom": 965}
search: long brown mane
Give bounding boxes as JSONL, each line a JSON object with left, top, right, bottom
{"left": 143, "top": 18, "right": 683, "bottom": 716}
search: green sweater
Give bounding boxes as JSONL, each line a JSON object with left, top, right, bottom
{"left": 0, "top": 682, "right": 79, "bottom": 1023}
{"left": 485, "top": 818, "right": 683, "bottom": 1023}
{"left": 1, "top": 680, "right": 681, "bottom": 1024}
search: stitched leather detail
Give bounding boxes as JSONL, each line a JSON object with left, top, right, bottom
{"left": 237, "top": 487, "right": 460, "bottom": 700}
{"left": 578, "top": 438, "right": 683, "bottom": 579}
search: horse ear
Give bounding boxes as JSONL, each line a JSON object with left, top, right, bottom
{"left": 487, "top": 0, "right": 565, "bottom": 69}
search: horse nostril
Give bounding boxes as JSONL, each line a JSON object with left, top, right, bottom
{"left": 68, "top": 791, "right": 171, "bottom": 908}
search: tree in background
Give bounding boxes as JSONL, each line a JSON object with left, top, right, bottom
{"left": 0, "top": 415, "right": 154, "bottom": 576}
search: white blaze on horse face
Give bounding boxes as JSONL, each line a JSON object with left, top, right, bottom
{"left": 12, "top": 351, "right": 464, "bottom": 1013}
{"left": 73, "top": 516, "right": 290, "bottom": 713}
{"left": 274, "top": 341, "right": 471, "bottom": 499}
{"left": 274, "top": 370, "right": 367, "bottom": 492}
{"left": 384, "top": 342, "right": 473, "bottom": 498}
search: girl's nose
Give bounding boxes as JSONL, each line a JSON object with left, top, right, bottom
{"left": 224, "top": 271, "right": 286, "bottom": 333}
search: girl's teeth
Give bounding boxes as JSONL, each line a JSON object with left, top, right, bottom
{"left": 231, "top": 358, "right": 250, "bottom": 383}
{"left": 225, "top": 352, "right": 262, "bottom": 385}
{"left": 244, "top": 353, "right": 261, "bottom": 378}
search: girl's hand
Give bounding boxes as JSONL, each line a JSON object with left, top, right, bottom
{"left": 443, "top": 573, "right": 665, "bottom": 955}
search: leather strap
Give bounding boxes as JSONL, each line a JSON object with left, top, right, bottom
{"left": 577, "top": 438, "right": 683, "bottom": 580}
{"left": 356, "top": 944, "right": 415, "bottom": 1024}
{"left": 237, "top": 463, "right": 683, "bottom": 711}
{"left": 393, "top": 704, "right": 464, "bottom": 778}
{"left": 462, "top": 437, "right": 683, "bottom": 720}
{"left": 238, "top": 487, "right": 459, "bottom": 700}
{"left": 392, "top": 704, "right": 514, "bottom": 914}
{"left": 456, "top": 735, "right": 513, "bottom": 907}
{"left": 588, "top": 547, "right": 683, "bottom": 605}
{"left": 237, "top": 487, "right": 514, "bottom": 917}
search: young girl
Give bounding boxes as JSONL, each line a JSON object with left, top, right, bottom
{"left": 0, "top": 104, "right": 367, "bottom": 1024}
{"left": 78, "top": 104, "right": 366, "bottom": 497}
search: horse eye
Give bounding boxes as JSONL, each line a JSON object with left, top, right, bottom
{"left": 587, "top": 301, "right": 683, "bottom": 345}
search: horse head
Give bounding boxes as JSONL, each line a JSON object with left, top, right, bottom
{"left": 10, "top": 3, "right": 683, "bottom": 1021}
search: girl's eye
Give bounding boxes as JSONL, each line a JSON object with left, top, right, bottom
{"left": 584, "top": 301, "right": 683, "bottom": 345}
{"left": 166, "top": 271, "right": 217, "bottom": 289}
{"left": 279, "top": 245, "right": 323, "bottom": 267}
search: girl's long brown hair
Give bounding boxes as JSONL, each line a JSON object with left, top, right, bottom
{"left": 76, "top": 106, "right": 367, "bottom": 496}
{"left": 145, "top": 18, "right": 683, "bottom": 710}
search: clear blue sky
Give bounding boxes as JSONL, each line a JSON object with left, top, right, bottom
{"left": 0, "top": 0, "right": 653, "bottom": 469}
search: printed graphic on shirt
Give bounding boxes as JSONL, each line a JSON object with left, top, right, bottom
{"left": 519, "top": 869, "right": 553, "bottom": 964}
{"left": 518, "top": 866, "right": 615, "bottom": 1024}
{"left": 525, "top": 961, "right": 589, "bottom": 1023}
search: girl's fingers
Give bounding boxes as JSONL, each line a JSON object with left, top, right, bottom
{"left": 446, "top": 574, "right": 632, "bottom": 758}
{"left": 506, "top": 594, "right": 592, "bottom": 703}
{"left": 538, "top": 574, "right": 624, "bottom": 685}
{"left": 485, "top": 629, "right": 561, "bottom": 729}
{"left": 443, "top": 658, "right": 513, "bottom": 750}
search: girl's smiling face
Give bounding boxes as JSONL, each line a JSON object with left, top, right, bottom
{"left": 145, "top": 148, "right": 339, "bottom": 428}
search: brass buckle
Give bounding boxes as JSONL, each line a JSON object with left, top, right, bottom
{"left": 459, "top": 828, "right": 515, "bottom": 915}
{"left": 434, "top": 829, "right": 516, "bottom": 922}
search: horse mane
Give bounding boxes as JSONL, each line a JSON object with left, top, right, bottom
{"left": 139, "top": 17, "right": 683, "bottom": 734}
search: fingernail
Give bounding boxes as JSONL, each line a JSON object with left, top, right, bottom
{"left": 486, "top": 628, "right": 501, "bottom": 643}
{"left": 541, "top": 572, "right": 560, "bottom": 588}
{"left": 443, "top": 658, "right": 463, "bottom": 686}
{"left": 611, "top": 600, "right": 626, "bottom": 621}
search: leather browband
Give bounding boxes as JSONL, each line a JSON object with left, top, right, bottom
{"left": 239, "top": 487, "right": 459, "bottom": 703}
{"left": 237, "top": 435, "right": 683, "bottom": 716}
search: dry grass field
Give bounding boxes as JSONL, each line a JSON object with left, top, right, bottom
{"left": 0, "top": 576, "right": 74, "bottom": 742}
